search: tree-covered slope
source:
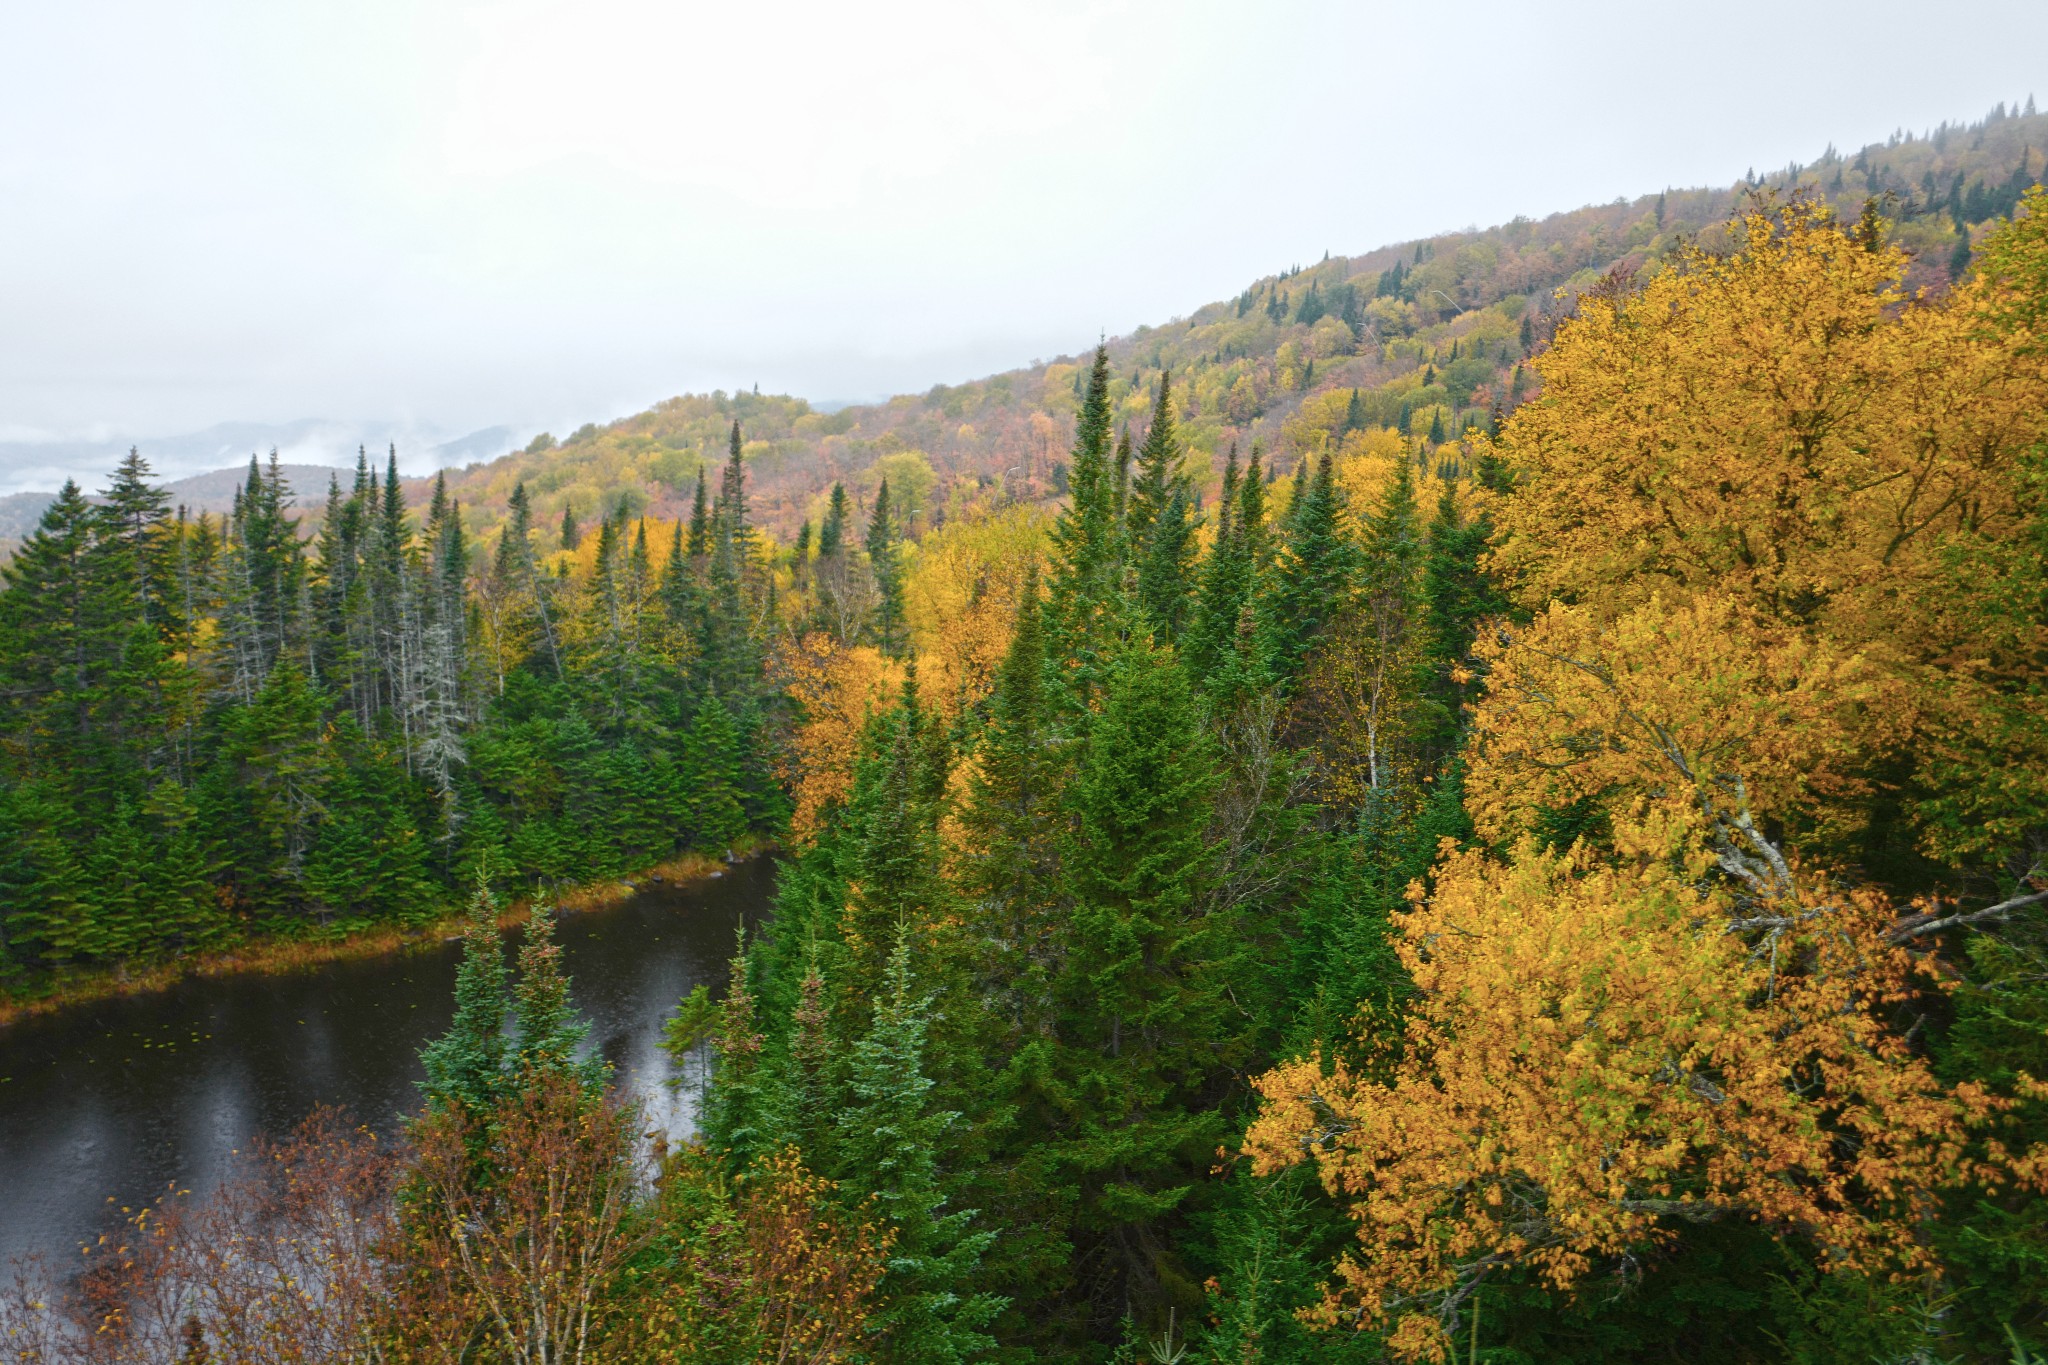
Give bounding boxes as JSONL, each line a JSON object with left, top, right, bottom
{"left": 430, "top": 102, "right": 2048, "bottom": 548}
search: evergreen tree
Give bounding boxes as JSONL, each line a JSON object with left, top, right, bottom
{"left": 685, "top": 470, "right": 711, "bottom": 559}
{"left": 818, "top": 483, "right": 848, "bottom": 558}
{"left": 490, "top": 481, "right": 563, "bottom": 681}
{"left": 1128, "top": 372, "right": 1197, "bottom": 644}
{"left": 419, "top": 882, "right": 509, "bottom": 1117}
{"left": 560, "top": 503, "right": 580, "bottom": 552}
{"left": 957, "top": 567, "right": 1061, "bottom": 1010}
{"left": 511, "top": 902, "right": 607, "bottom": 1093}
{"left": 792, "top": 519, "right": 814, "bottom": 592}
{"left": 1258, "top": 452, "right": 1353, "bottom": 690}
{"left": 717, "top": 420, "right": 750, "bottom": 550}
{"left": 1348, "top": 456, "right": 1429, "bottom": 796}
{"left": 867, "top": 478, "right": 907, "bottom": 656}
{"left": 840, "top": 673, "right": 944, "bottom": 995}
{"left": 700, "top": 931, "right": 769, "bottom": 1164}
{"left": 767, "top": 949, "right": 845, "bottom": 1164}
{"left": 1418, "top": 481, "right": 1503, "bottom": 756}
{"left": 693, "top": 424, "right": 757, "bottom": 699}
{"left": 0, "top": 483, "right": 100, "bottom": 772}
{"left": 687, "top": 691, "right": 749, "bottom": 849}
{"left": 97, "top": 447, "right": 177, "bottom": 638}
{"left": 1050, "top": 635, "right": 1232, "bottom": 1328}
{"left": 1048, "top": 344, "right": 1117, "bottom": 620}
{"left": 839, "top": 930, "right": 1006, "bottom": 1363}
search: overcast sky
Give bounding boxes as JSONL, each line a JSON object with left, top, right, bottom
{"left": 2, "top": 0, "right": 2044, "bottom": 479}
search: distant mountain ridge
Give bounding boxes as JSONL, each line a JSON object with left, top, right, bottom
{"left": 424, "top": 103, "right": 2048, "bottom": 550}
{"left": 8, "top": 103, "right": 2043, "bottom": 561}
{"left": 0, "top": 463, "right": 374, "bottom": 547}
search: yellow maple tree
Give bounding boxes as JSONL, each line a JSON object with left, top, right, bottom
{"left": 1244, "top": 194, "right": 2048, "bottom": 1359}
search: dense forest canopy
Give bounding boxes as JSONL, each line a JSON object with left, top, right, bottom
{"left": 3, "top": 117, "right": 2048, "bottom": 1364}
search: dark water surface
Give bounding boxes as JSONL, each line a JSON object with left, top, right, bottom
{"left": 0, "top": 858, "right": 775, "bottom": 1266}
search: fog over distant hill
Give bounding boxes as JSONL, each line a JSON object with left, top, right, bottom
{"left": 0, "top": 420, "right": 523, "bottom": 499}
{"left": 0, "top": 422, "right": 524, "bottom": 550}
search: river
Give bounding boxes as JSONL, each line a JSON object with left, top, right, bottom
{"left": 0, "top": 857, "right": 776, "bottom": 1267}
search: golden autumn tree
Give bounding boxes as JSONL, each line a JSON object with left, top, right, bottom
{"left": 1485, "top": 190, "right": 2048, "bottom": 867}
{"left": 1244, "top": 194, "right": 2048, "bottom": 1360}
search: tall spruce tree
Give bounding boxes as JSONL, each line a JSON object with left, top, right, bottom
{"left": 1127, "top": 373, "right": 1197, "bottom": 644}
{"left": 839, "top": 930, "right": 1006, "bottom": 1364}
{"left": 1349, "top": 456, "right": 1428, "bottom": 795}
{"left": 1417, "top": 480, "right": 1502, "bottom": 759}
{"left": 685, "top": 470, "right": 711, "bottom": 559}
{"left": 699, "top": 422, "right": 756, "bottom": 700}
{"left": 840, "top": 673, "right": 944, "bottom": 994}
{"left": 1187, "top": 446, "right": 1269, "bottom": 703}
{"left": 957, "top": 567, "right": 1061, "bottom": 1006}
{"left": 867, "top": 478, "right": 907, "bottom": 656}
{"left": 1050, "top": 634, "right": 1231, "bottom": 1329}
{"left": 1258, "top": 451, "right": 1353, "bottom": 690}
{"left": 1048, "top": 344, "right": 1116, "bottom": 619}
{"left": 511, "top": 902, "right": 607, "bottom": 1093}
{"left": 419, "top": 882, "right": 510, "bottom": 1117}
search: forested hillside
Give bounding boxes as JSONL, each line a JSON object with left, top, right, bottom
{"left": 427, "top": 102, "right": 2048, "bottom": 552}
{"left": 6, "top": 181, "right": 2046, "bottom": 1362}
{"left": 3, "top": 112, "right": 2048, "bottom": 1364}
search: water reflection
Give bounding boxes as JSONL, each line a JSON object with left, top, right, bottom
{"left": 0, "top": 857, "right": 773, "bottom": 1266}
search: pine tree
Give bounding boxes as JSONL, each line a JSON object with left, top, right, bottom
{"left": 686, "top": 471, "right": 711, "bottom": 559}
{"left": 1051, "top": 634, "right": 1231, "bottom": 1322}
{"left": 490, "top": 481, "right": 563, "bottom": 681}
{"left": 98, "top": 447, "right": 177, "bottom": 639}
{"left": 0, "top": 482, "right": 99, "bottom": 771}
{"left": 687, "top": 691, "right": 748, "bottom": 849}
{"left": 560, "top": 503, "right": 581, "bottom": 552}
{"left": 1418, "top": 481, "right": 1504, "bottom": 759}
{"left": 1187, "top": 445, "right": 1251, "bottom": 682}
{"left": 700, "top": 931, "right": 769, "bottom": 1163}
{"left": 867, "top": 478, "right": 906, "bottom": 656}
{"left": 511, "top": 902, "right": 607, "bottom": 1093}
{"left": 818, "top": 483, "right": 848, "bottom": 558}
{"left": 765, "top": 948, "right": 845, "bottom": 1165}
{"left": 792, "top": 519, "right": 814, "bottom": 593}
{"left": 1259, "top": 452, "right": 1353, "bottom": 689}
{"left": 840, "top": 674, "right": 943, "bottom": 995}
{"left": 1128, "top": 373, "right": 1197, "bottom": 644}
{"left": 419, "top": 882, "right": 510, "bottom": 1117}
{"left": 1048, "top": 345, "right": 1117, "bottom": 622}
{"left": 957, "top": 567, "right": 1061, "bottom": 1011}
{"left": 698, "top": 423, "right": 757, "bottom": 701}
{"left": 717, "top": 420, "right": 751, "bottom": 551}
{"left": 658, "top": 518, "right": 703, "bottom": 646}
{"left": 1349, "top": 456, "right": 1428, "bottom": 795}
{"left": 839, "top": 930, "right": 1005, "bottom": 1363}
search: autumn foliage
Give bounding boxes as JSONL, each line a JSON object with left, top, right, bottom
{"left": 1244, "top": 193, "right": 2048, "bottom": 1358}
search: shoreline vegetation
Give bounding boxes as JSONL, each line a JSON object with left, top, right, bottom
{"left": 0, "top": 838, "right": 767, "bottom": 1030}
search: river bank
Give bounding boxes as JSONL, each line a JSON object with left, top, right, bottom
{"left": 0, "top": 857, "right": 774, "bottom": 1267}
{"left": 0, "top": 841, "right": 769, "bottom": 1029}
